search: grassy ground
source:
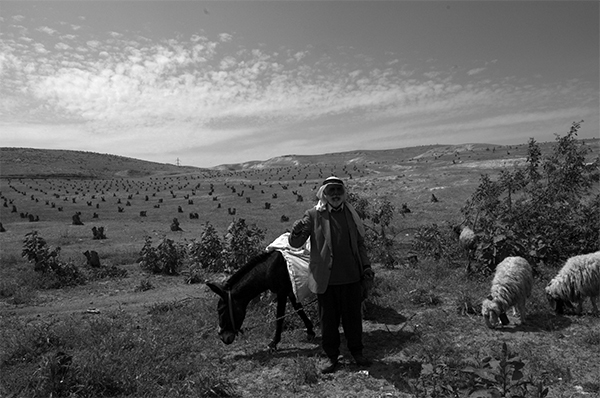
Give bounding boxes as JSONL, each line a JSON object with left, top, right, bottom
{"left": 1, "top": 141, "right": 599, "bottom": 397}
{"left": 1, "top": 258, "right": 598, "bottom": 397}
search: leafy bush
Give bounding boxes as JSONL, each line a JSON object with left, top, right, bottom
{"left": 461, "top": 122, "right": 599, "bottom": 272}
{"left": 411, "top": 223, "right": 463, "bottom": 267}
{"left": 21, "top": 231, "right": 86, "bottom": 288}
{"left": 224, "top": 218, "right": 265, "bottom": 271}
{"left": 139, "top": 236, "right": 186, "bottom": 275}
{"left": 188, "top": 222, "right": 227, "bottom": 276}
{"left": 347, "top": 193, "right": 399, "bottom": 268}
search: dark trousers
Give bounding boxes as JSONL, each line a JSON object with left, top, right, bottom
{"left": 318, "top": 281, "right": 363, "bottom": 361}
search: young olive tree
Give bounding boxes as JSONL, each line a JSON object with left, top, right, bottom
{"left": 139, "top": 236, "right": 187, "bottom": 275}
{"left": 461, "top": 121, "right": 599, "bottom": 272}
{"left": 347, "top": 193, "right": 399, "bottom": 268}
{"left": 187, "top": 222, "right": 228, "bottom": 281}
{"left": 224, "top": 218, "right": 265, "bottom": 271}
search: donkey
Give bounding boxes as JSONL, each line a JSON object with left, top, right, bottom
{"left": 206, "top": 250, "right": 315, "bottom": 350}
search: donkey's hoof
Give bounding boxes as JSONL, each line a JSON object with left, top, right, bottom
{"left": 306, "top": 331, "right": 316, "bottom": 342}
{"left": 267, "top": 343, "right": 278, "bottom": 352}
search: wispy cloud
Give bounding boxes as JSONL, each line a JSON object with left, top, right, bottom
{"left": 0, "top": 10, "right": 597, "bottom": 167}
{"left": 467, "top": 67, "right": 486, "bottom": 76}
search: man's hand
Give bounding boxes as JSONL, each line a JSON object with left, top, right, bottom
{"left": 362, "top": 268, "right": 375, "bottom": 280}
{"left": 291, "top": 219, "right": 307, "bottom": 235}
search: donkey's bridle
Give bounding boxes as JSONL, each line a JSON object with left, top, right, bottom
{"left": 226, "top": 289, "right": 242, "bottom": 336}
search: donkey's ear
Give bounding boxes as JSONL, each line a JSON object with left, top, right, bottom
{"left": 206, "top": 282, "right": 226, "bottom": 298}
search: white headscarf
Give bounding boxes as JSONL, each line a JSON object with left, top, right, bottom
{"left": 315, "top": 176, "right": 365, "bottom": 237}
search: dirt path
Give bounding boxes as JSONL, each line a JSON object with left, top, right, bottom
{"left": 0, "top": 278, "right": 209, "bottom": 319}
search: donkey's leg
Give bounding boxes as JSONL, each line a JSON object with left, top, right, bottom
{"left": 268, "top": 293, "right": 288, "bottom": 350}
{"left": 288, "top": 292, "right": 315, "bottom": 341}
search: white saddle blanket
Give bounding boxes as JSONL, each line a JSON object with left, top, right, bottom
{"left": 266, "top": 233, "right": 315, "bottom": 303}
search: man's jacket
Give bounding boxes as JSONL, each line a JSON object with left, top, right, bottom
{"left": 288, "top": 205, "right": 371, "bottom": 294}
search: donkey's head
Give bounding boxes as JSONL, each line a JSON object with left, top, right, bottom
{"left": 206, "top": 282, "right": 247, "bottom": 345}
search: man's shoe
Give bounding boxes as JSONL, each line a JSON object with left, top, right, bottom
{"left": 321, "top": 360, "right": 340, "bottom": 374}
{"left": 353, "top": 354, "right": 372, "bottom": 367}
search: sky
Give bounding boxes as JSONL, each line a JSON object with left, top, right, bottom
{"left": 0, "top": 1, "right": 598, "bottom": 168}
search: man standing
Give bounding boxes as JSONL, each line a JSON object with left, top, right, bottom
{"left": 289, "top": 176, "right": 374, "bottom": 374}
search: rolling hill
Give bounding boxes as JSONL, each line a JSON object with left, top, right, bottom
{"left": 0, "top": 148, "right": 204, "bottom": 179}
{"left": 0, "top": 142, "right": 529, "bottom": 178}
{"left": 2, "top": 138, "right": 597, "bottom": 179}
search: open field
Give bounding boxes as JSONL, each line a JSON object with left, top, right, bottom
{"left": 1, "top": 140, "right": 599, "bottom": 397}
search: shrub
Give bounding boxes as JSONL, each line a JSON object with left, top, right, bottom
{"left": 224, "top": 218, "right": 265, "bottom": 271}
{"left": 21, "top": 231, "right": 85, "bottom": 288}
{"left": 188, "top": 222, "right": 227, "bottom": 275}
{"left": 461, "top": 122, "right": 599, "bottom": 272}
{"left": 411, "top": 223, "right": 463, "bottom": 267}
{"left": 139, "top": 236, "right": 186, "bottom": 275}
{"left": 347, "top": 193, "right": 399, "bottom": 268}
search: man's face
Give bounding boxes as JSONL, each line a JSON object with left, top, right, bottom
{"left": 324, "top": 184, "right": 345, "bottom": 208}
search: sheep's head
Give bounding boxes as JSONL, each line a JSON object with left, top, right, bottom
{"left": 452, "top": 225, "right": 462, "bottom": 236}
{"left": 545, "top": 292, "right": 573, "bottom": 315}
{"left": 545, "top": 291, "right": 560, "bottom": 314}
{"left": 481, "top": 297, "right": 510, "bottom": 328}
{"left": 482, "top": 298, "right": 499, "bottom": 328}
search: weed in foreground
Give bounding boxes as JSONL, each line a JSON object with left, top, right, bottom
{"left": 462, "top": 342, "right": 549, "bottom": 398}
{"left": 134, "top": 278, "right": 154, "bottom": 292}
{"left": 455, "top": 290, "right": 481, "bottom": 316}
{"left": 408, "top": 288, "right": 442, "bottom": 307}
{"left": 290, "top": 356, "right": 320, "bottom": 387}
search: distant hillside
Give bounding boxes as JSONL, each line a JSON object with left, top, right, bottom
{"left": 216, "top": 145, "right": 458, "bottom": 170}
{"left": 2, "top": 139, "right": 597, "bottom": 179}
{"left": 214, "top": 143, "right": 523, "bottom": 171}
{"left": 217, "top": 139, "right": 599, "bottom": 172}
{"left": 0, "top": 148, "right": 204, "bottom": 179}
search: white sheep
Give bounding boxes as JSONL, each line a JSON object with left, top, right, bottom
{"left": 454, "top": 224, "right": 478, "bottom": 272}
{"left": 482, "top": 256, "right": 533, "bottom": 328}
{"left": 545, "top": 251, "right": 600, "bottom": 316}
{"left": 458, "top": 225, "right": 477, "bottom": 251}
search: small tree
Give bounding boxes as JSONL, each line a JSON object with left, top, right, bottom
{"left": 347, "top": 193, "right": 399, "bottom": 268}
{"left": 462, "top": 121, "right": 599, "bottom": 272}
{"left": 412, "top": 223, "right": 463, "bottom": 267}
{"left": 139, "top": 236, "right": 186, "bottom": 275}
{"left": 188, "top": 222, "right": 227, "bottom": 275}
{"left": 22, "top": 231, "right": 85, "bottom": 287}
{"left": 224, "top": 218, "right": 265, "bottom": 271}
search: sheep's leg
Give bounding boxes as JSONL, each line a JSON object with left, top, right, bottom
{"left": 517, "top": 302, "right": 526, "bottom": 324}
{"left": 589, "top": 296, "right": 598, "bottom": 316}
{"left": 465, "top": 250, "right": 472, "bottom": 274}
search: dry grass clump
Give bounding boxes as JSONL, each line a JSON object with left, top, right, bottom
{"left": 0, "top": 302, "right": 238, "bottom": 397}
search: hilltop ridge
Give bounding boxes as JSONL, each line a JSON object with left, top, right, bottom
{"left": 0, "top": 148, "right": 204, "bottom": 179}
{"left": 3, "top": 139, "right": 596, "bottom": 179}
